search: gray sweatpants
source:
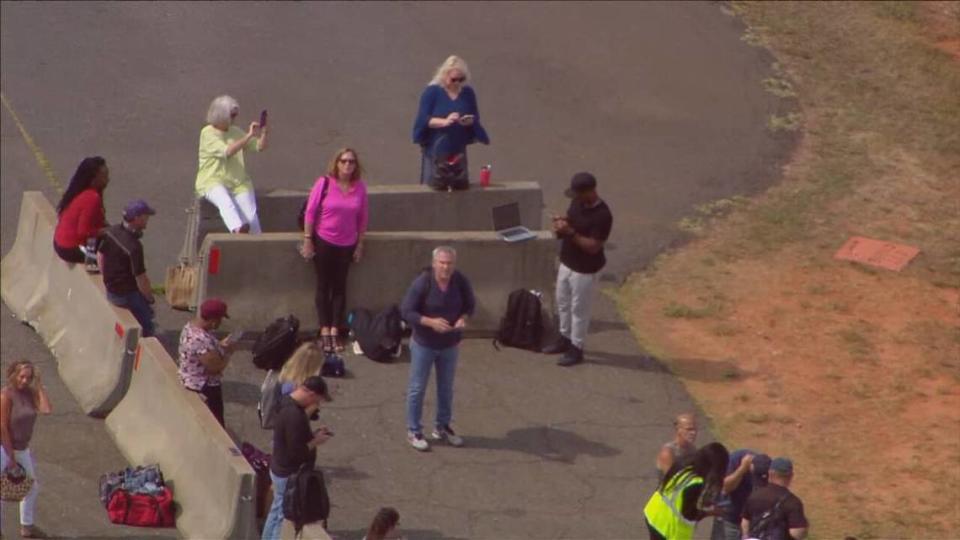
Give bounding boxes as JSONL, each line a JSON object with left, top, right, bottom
{"left": 556, "top": 263, "right": 598, "bottom": 350}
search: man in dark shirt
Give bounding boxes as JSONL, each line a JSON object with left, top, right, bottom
{"left": 98, "top": 199, "right": 156, "bottom": 337}
{"left": 711, "top": 450, "right": 771, "bottom": 540}
{"left": 742, "top": 457, "right": 809, "bottom": 540}
{"left": 400, "top": 246, "right": 476, "bottom": 452}
{"left": 262, "top": 376, "right": 332, "bottom": 540}
{"left": 542, "top": 172, "right": 613, "bottom": 366}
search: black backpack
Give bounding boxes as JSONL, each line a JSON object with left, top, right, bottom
{"left": 494, "top": 289, "right": 543, "bottom": 351}
{"left": 749, "top": 494, "right": 790, "bottom": 540}
{"left": 282, "top": 464, "right": 330, "bottom": 535}
{"left": 252, "top": 315, "right": 300, "bottom": 370}
{"left": 349, "top": 305, "right": 403, "bottom": 362}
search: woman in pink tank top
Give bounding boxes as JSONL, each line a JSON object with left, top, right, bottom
{"left": 1, "top": 360, "right": 53, "bottom": 538}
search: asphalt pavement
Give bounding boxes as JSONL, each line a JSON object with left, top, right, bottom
{"left": 1, "top": 2, "right": 793, "bottom": 538}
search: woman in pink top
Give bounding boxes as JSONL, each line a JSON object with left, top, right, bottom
{"left": 299, "top": 148, "right": 369, "bottom": 352}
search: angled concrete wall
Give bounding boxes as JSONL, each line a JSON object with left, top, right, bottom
{"left": 198, "top": 181, "right": 544, "bottom": 241}
{"left": 1, "top": 192, "right": 141, "bottom": 417}
{"left": 197, "top": 231, "right": 558, "bottom": 334}
{"left": 105, "top": 338, "right": 257, "bottom": 539}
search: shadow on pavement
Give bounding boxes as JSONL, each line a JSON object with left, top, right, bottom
{"left": 466, "top": 426, "right": 620, "bottom": 464}
{"left": 586, "top": 351, "right": 670, "bottom": 372}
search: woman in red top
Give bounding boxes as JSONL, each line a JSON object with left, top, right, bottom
{"left": 53, "top": 157, "right": 110, "bottom": 266}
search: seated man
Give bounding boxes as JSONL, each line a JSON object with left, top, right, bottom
{"left": 98, "top": 199, "right": 156, "bottom": 337}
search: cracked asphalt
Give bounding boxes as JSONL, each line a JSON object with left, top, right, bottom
{"left": 1, "top": 2, "right": 792, "bottom": 538}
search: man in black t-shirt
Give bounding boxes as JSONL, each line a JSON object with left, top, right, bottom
{"left": 262, "top": 376, "right": 333, "bottom": 540}
{"left": 742, "top": 457, "right": 809, "bottom": 540}
{"left": 542, "top": 172, "right": 613, "bottom": 366}
{"left": 98, "top": 199, "right": 157, "bottom": 337}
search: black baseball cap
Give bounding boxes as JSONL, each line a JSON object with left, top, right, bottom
{"left": 302, "top": 375, "right": 332, "bottom": 402}
{"left": 564, "top": 172, "right": 597, "bottom": 198}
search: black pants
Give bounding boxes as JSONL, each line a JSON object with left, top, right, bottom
{"left": 53, "top": 241, "right": 85, "bottom": 263}
{"left": 312, "top": 237, "right": 356, "bottom": 328}
{"left": 194, "top": 384, "right": 224, "bottom": 426}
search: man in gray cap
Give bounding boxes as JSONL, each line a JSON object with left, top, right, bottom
{"left": 741, "top": 457, "right": 809, "bottom": 540}
{"left": 98, "top": 199, "right": 157, "bottom": 336}
{"left": 542, "top": 172, "right": 613, "bottom": 366}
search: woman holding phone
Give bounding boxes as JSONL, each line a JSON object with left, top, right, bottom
{"left": 300, "top": 148, "right": 369, "bottom": 353}
{"left": 412, "top": 55, "right": 490, "bottom": 185}
{"left": 1, "top": 360, "right": 53, "bottom": 538}
{"left": 195, "top": 95, "right": 269, "bottom": 234}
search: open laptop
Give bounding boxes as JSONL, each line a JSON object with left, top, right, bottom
{"left": 492, "top": 202, "right": 537, "bottom": 243}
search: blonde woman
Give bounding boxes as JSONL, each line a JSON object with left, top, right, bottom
{"left": 300, "top": 148, "right": 369, "bottom": 352}
{"left": 277, "top": 342, "right": 326, "bottom": 395}
{"left": 196, "top": 95, "right": 269, "bottom": 234}
{"left": 1, "top": 361, "right": 53, "bottom": 538}
{"left": 412, "top": 55, "right": 490, "bottom": 185}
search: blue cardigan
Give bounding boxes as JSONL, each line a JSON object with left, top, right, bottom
{"left": 412, "top": 84, "right": 490, "bottom": 156}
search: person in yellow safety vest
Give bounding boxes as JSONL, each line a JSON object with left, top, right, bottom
{"left": 644, "top": 442, "right": 729, "bottom": 540}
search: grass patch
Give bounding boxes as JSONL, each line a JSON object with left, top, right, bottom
{"left": 662, "top": 302, "right": 716, "bottom": 319}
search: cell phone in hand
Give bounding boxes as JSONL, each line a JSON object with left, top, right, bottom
{"left": 459, "top": 114, "right": 474, "bottom": 123}
{"left": 226, "top": 329, "right": 244, "bottom": 343}
{"left": 315, "top": 428, "right": 334, "bottom": 436}
{"left": 259, "top": 109, "right": 268, "bottom": 128}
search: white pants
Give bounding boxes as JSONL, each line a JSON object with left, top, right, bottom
{"left": 203, "top": 185, "right": 261, "bottom": 233}
{"left": 0, "top": 447, "right": 39, "bottom": 526}
{"left": 556, "top": 263, "right": 598, "bottom": 350}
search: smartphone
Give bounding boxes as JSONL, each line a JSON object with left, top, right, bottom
{"left": 259, "top": 109, "right": 268, "bottom": 128}
{"left": 315, "top": 428, "right": 334, "bottom": 436}
{"left": 460, "top": 114, "right": 474, "bottom": 123}
{"left": 226, "top": 328, "right": 244, "bottom": 343}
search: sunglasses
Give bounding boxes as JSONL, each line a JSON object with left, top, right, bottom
{"left": 338, "top": 158, "right": 357, "bottom": 164}
{"left": 450, "top": 77, "right": 466, "bottom": 83}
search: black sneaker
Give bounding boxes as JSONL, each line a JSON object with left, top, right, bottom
{"left": 557, "top": 345, "right": 583, "bottom": 367}
{"left": 542, "top": 336, "right": 571, "bottom": 355}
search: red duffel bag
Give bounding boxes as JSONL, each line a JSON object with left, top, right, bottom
{"left": 107, "top": 487, "right": 176, "bottom": 527}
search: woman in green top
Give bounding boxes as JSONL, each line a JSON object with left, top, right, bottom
{"left": 195, "top": 95, "right": 269, "bottom": 233}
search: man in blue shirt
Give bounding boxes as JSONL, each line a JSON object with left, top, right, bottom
{"left": 711, "top": 450, "right": 771, "bottom": 540}
{"left": 400, "top": 246, "right": 476, "bottom": 451}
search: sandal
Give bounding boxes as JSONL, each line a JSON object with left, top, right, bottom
{"left": 330, "top": 331, "right": 345, "bottom": 353}
{"left": 319, "top": 332, "right": 335, "bottom": 354}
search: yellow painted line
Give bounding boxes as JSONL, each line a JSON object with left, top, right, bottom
{"left": 0, "top": 92, "right": 63, "bottom": 194}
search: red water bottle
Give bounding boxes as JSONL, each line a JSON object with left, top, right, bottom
{"left": 480, "top": 164, "right": 492, "bottom": 187}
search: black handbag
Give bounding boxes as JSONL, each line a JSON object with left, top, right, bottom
{"left": 428, "top": 135, "right": 468, "bottom": 191}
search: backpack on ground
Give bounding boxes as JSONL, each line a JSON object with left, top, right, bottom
{"left": 349, "top": 305, "right": 403, "bottom": 362}
{"left": 258, "top": 369, "right": 283, "bottom": 429}
{"left": 252, "top": 315, "right": 300, "bottom": 370}
{"left": 321, "top": 352, "right": 346, "bottom": 378}
{"left": 493, "top": 289, "right": 544, "bottom": 351}
{"left": 748, "top": 493, "right": 791, "bottom": 540}
{"left": 283, "top": 464, "right": 330, "bottom": 535}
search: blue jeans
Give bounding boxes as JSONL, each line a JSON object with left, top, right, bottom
{"left": 406, "top": 341, "right": 459, "bottom": 434}
{"left": 261, "top": 470, "right": 289, "bottom": 540}
{"left": 107, "top": 290, "right": 156, "bottom": 337}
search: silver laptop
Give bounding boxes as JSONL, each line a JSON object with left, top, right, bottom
{"left": 492, "top": 203, "right": 537, "bottom": 243}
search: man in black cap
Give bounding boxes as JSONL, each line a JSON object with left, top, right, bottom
{"left": 98, "top": 199, "right": 157, "bottom": 336}
{"left": 741, "top": 457, "right": 809, "bottom": 540}
{"left": 262, "top": 375, "right": 333, "bottom": 540}
{"left": 543, "top": 172, "right": 613, "bottom": 366}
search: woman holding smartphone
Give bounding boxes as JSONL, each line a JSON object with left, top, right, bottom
{"left": 195, "top": 95, "right": 269, "bottom": 234}
{"left": 300, "top": 148, "right": 369, "bottom": 353}
{"left": 412, "top": 55, "right": 490, "bottom": 185}
{"left": 1, "top": 360, "right": 53, "bottom": 538}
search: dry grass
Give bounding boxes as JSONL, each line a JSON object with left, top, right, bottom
{"left": 618, "top": 1, "right": 960, "bottom": 538}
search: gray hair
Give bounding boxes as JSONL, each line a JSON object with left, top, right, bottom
{"left": 428, "top": 55, "right": 471, "bottom": 86}
{"left": 206, "top": 95, "right": 239, "bottom": 126}
{"left": 432, "top": 246, "right": 457, "bottom": 261}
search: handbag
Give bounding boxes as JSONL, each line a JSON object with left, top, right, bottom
{"left": 429, "top": 135, "right": 469, "bottom": 191}
{"left": 107, "top": 486, "right": 176, "bottom": 527}
{"left": 165, "top": 199, "right": 200, "bottom": 310}
{"left": 0, "top": 463, "right": 34, "bottom": 502}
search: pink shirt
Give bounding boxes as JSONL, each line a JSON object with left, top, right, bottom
{"left": 304, "top": 176, "right": 369, "bottom": 247}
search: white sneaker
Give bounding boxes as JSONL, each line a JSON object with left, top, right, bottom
{"left": 430, "top": 425, "right": 464, "bottom": 447}
{"left": 407, "top": 431, "right": 429, "bottom": 451}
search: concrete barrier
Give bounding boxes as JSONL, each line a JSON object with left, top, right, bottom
{"left": 1, "top": 192, "right": 57, "bottom": 322}
{"left": 198, "top": 181, "right": 544, "bottom": 242}
{"left": 105, "top": 337, "right": 257, "bottom": 540}
{"left": 1, "top": 192, "right": 141, "bottom": 417}
{"left": 196, "top": 231, "right": 557, "bottom": 334}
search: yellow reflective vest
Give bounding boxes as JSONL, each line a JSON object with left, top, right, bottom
{"left": 643, "top": 469, "right": 704, "bottom": 540}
